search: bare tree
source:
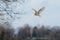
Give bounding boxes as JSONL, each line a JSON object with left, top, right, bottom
{"left": 0, "top": 0, "right": 27, "bottom": 24}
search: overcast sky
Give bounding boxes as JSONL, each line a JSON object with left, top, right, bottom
{"left": 11, "top": 0, "right": 60, "bottom": 28}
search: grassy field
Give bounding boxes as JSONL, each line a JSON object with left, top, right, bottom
{"left": 27, "top": 37, "right": 51, "bottom": 40}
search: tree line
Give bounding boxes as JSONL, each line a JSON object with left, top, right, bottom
{"left": 0, "top": 24, "right": 60, "bottom": 40}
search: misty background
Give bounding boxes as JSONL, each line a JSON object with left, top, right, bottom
{"left": 0, "top": 0, "right": 60, "bottom": 29}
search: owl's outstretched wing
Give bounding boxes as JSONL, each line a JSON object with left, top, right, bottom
{"left": 32, "top": 8, "right": 37, "bottom": 13}
{"left": 38, "top": 7, "right": 45, "bottom": 14}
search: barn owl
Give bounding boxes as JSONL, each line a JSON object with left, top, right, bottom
{"left": 32, "top": 6, "right": 45, "bottom": 16}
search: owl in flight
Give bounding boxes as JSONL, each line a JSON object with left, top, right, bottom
{"left": 32, "top": 6, "right": 45, "bottom": 16}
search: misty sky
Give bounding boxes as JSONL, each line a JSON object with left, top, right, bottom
{"left": 10, "top": 0, "right": 60, "bottom": 28}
